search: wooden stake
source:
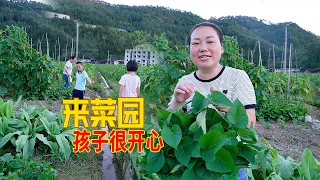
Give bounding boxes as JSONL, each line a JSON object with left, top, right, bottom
{"left": 258, "top": 41, "right": 262, "bottom": 66}
{"left": 65, "top": 37, "right": 68, "bottom": 61}
{"left": 58, "top": 37, "right": 60, "bottom": 61}
{"left": 284, "top": 25, "right": 287, "bottom": 72}
{"left": 287, "top": 43, "right": 292, "bottom": 104}
{"left": 46, "top": 33, "right": 49, "bottom": 56}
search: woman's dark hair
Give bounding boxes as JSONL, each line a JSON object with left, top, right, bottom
{"left": 70, "top": 55, "right": 76, "bottom": 59}
{"left": 126, "top": 60, "right": 138, "bottom": 71}
{"left": 188, "top": 22, "right": 224, "bottom": 46}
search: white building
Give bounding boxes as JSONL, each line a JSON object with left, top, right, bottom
{"left": 124, "top": 44, "right": 160, "bottom": 66}
{"left": 44, "top": 11, "right": 70, "bottom": 20}
{"left": 113, "top": 60, "right": 124, "bottom": 65}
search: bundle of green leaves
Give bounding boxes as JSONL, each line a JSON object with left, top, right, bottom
{"left": 134, "top": 91, "right": 262, "bottom": 179}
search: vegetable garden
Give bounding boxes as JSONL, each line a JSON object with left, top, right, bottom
{"left": 1, "top": 25, "right": 320, "bottom": 179}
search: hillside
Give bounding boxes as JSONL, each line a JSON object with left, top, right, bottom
{"left": 0, "top": 0, "right": 319, "bottom": 68}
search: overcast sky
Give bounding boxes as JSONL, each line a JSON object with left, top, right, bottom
{"left": 104, "top": 0, "right": 320, "bottom": 36}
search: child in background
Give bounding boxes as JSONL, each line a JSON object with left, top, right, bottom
{"left": 61, "top": 56, "right": 76, "bottom": 88}
{"left": 72, "top": 62, "right": 94, "bottom": 109}
{"left": 119, "top": 60, "right": 141, "bottom": 97}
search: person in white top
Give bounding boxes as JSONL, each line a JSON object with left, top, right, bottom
{"left": 167, "top": 21, "right": 256, "bottom": 180}
{"left": 168, "top": 22, "right": 257, "bottom": 129}
{"left": 119, "top": 60, "right": 141, "bottom": 97}
{"left": 61, "top": 56, "right": 76, "bottom": 88}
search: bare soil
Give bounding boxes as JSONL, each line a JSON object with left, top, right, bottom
{"left": 255, "top": 105, "right": 320, "bottom": 162}
{"left": 255, "top": 122, "right": 320, "bottom": 162}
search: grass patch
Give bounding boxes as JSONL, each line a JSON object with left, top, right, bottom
{"left": 52, "top": 151, "right": 103, "bottom": 180}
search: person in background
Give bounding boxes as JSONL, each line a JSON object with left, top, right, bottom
{"left": 118, "top": 60, "right": 141, "bottom": 98}
{"left": 71, "top": 62, "right": 94, "bottom": 110}
{"left": 61, "top": 56, "right": 76, "bottom": 88}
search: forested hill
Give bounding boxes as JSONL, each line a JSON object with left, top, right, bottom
{"left": 0, "top": 0, "right": 319, "bottom": 68}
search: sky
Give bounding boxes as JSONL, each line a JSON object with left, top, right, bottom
{"left": 103, "top": 0, "right": 320, "bottom": 36}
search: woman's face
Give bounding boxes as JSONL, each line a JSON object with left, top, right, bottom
{"left": 189, "top": 26, "right": 224, "bottom": 70}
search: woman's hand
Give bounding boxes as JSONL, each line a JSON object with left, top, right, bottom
{"left": 174, "top": 83, "right": 195, "bottom": 103}
{"left": 168, "top": 83, "right": 194, "bottom": 110}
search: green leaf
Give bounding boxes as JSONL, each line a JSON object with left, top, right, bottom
{"left": 195, "top": 162, "right": 220, "bottom": 179}
{"left": 193, "top": 128, "right": 204, "bottom": 142}
{"left": 299, "top": 148, "right": 320, "bottom": 180}
{"left": 36, "top": 133, "right": 53, "bottom": 149}
{"left": 9, "top": 161, "right": 23, "bottom": 169}
{"left": 206, "top": 108, "right": 226, "bottom": 128}
{"left": 205, "top": 148, "right": 237, "bottom": 173}
{"left": 207, "top": 90, "right": 234, "bottom": 108}
{"left": 238, "top": 145, "right": 256, "bottom": 165}
{"left": 196, "top": 110, "right": 206, "bottom": 134}
{"left": 170, "top": 164, "right": 184, "bottom": 174}
{"left": 0, "top": 131, "right": 22, "bottom": 148}
{"left": 199, "top": 130, "right": 229, "bottom": 161}
{"left": 221, "top": 171, "right": 238, "bottom": 180}
{"left": 161, "top": 175, "right": 181, "bottom": 180}
{"left": 161, "top": 124, "right": 182, "bottom": 149}
{"left": 23, "top": 169, "right": 33, "bottom": 179}
{"left": 189, "top": 121, "right": 199, "bottom": 133}
{"left": 181, "top": 168, "right": 199, "bottom": 180}
{"left": 0, "top": 153, "right": 14, "bottom": 162}
{"left": 55, "top": 134, "right": 71, "bottom": 160}
{"left": 23, "top": 136, "right": 36, "bottom": 158}
{"left": 237, "top": 128, "right": 257, "bottom": 143}
{"left": 0, "top": 86, "right": 8, "bottom": 97}
{"left": 146, "top": 151, "right": 165, "bottom": 173}
{"left": 15, "top": 135, "right": 29, "bottom": 152}
{"left": 43, "top": 109, "right": 57, "bottom": 122}
{"left": 226, "top": 99, "right": 248, "bottom": 128}
{"left": 256, "top": 149, "right": 272, "bottom": 178}
{"left": 274, "top": 155, "right": 296, "bottom": 179}
{"left": 209, "top": 122, "right": 224, "bottom": 133}
{"left": 157, "top": 109, "right": 171, "bottom": 127}
{"left": 174, "top": 136, "right": 194, "bottom": 166}
{"left": 189, "top": 92, "right": 209, "bottom": 114}
{"left": 188, "top": 159, "right": 197, "bottom": 170}
{"left": 191, "top": 143, "right": 201, "bottom": 158}
{"left": 179, "top": 113, "right": 194, "bottom": 129}
{"left": 265, "top": 172, "right": 283, "bottom": 180}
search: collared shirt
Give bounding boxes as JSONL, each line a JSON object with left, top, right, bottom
{"left": 75, "top": 71, "right": 88, "bottom": 91}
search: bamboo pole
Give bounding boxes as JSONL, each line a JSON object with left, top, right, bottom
{"left": 71, "top": 38, "right": 74, "bottom": 56}
{"left": 272, "top": 44, "right": 275, "bottom": 96}
{"left": 268, "top": 48, "right": 271, "bottom": 71}
{"left": 279, "top": 45, "right": 284, "bottom": 97}
{"left": 295, "top": 50, "right": 298, "bottom": 102}
{"left": 54, "top": 39, "right": 57, "bottom": 61}
{"left": 65, "top": 37, "right": 68, "bottom": 61}
{"left": 284, "top": 25, "right": 287, "bottom": 72}
{"left": 258, "top": 41, "right": 262, "bottom": 66}
{"left": 76, "top": 21, "right": 79, "bottom": 60}
{"left": 46, "top": 33, "right": 49, "bottom": 56}
{"left": 58, "top": 37, "right": 60, "bottom": 61}
{"left": 287, "top": 43, "right": 292, "bottom": 104}
{"left": 36, "top": 39, "right": 39, "bottom": 53}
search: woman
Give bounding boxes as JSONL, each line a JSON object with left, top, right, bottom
{"left": 168, "top": 22, "right": 257, "bottom": 179}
